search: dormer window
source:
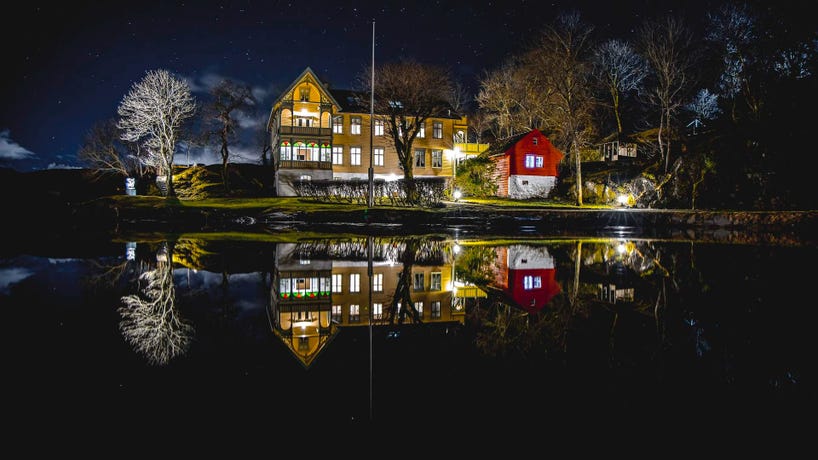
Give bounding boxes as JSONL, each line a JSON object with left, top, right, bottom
{"left": 299, "top": 87, "right": 310, "bottom": 101}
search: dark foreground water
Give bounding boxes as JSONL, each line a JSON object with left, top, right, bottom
{"left": 3, "top": 231, "right": 816, "bottom": 434}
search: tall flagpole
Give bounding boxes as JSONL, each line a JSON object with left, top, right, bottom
{"left": 367, "top": 20, "right": 375, "bottom": 208}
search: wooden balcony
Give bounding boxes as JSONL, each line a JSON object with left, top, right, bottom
{"left": 279, "top": 126, "right": 332, "bottom": 137}
{"left": 279, "top": 160, "right": 333, "bottom": 170}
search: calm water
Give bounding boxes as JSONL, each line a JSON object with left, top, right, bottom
{"left": 3, "top": 231, "right": 816, "bottom": 430}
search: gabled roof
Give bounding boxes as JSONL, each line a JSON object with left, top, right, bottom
{"left": 328, "top": 88, "right": 370, "bottom": 113}
{"left": 486, "top": 128, "right": 562, "bottom": 159}
{"left": 267, "top": 67, "right": 343, "bottom": 128}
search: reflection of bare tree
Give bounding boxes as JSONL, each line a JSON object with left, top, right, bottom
{"left": 119, "top": 243, "right": 193, "bottom": 365}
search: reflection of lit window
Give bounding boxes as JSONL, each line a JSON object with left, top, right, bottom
{"left": 413, "top": 272, "right": 425, "bottom": 291}
{"left": 414, "top": 301, "right": 424, "bottom": 317}
{"left": 350, "top": 273, "right": 360, "bottom": 293}
{"left": 523, "top": 275, "right": 543, "bottom": 290}
{"left": 373, "top": 273, "right": 383, "bottom": 292}
{"left": 332, "top": 274, "right": 342, "bottom": 293}
{"left": 332, "top": 305, "right": 342, "bottom": 322}
{"left": 373, "top": 303, "right": 383, "bottom": 320}
{"left": 431, "top": 272, "right": 442, "bottom": 291}
{"left": 349, "top": 304, "right": 360, "bottom": 322}
{"left": 431, "top": 301, "right": 441, "bottom": 319}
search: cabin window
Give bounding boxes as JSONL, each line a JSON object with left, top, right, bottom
{"left": 525, "top": 154, "right": 535, "bottom": 168}
{"left": 536, "top": 156, "right": 544, "bottom": 167}
{"left": 333, "top": 116, "right": 343, "bottom": 134}
{"left": 533, "top": 137, "right": 538, "bottom": 145}
{"left": 522, "top": 180, "right": 529, "bottom": 185}
{"left": 374, "top": 119, "right": 384, "bottom": 136}
{"left": 351, "top": 116, "right": 362, "bottom": 135}
{"left": 350, "top": 146, "right": 362, "bottom": 166}
{"left": 374, "top": 147, "right": 384, "bottom": 166}
{"left": 431, "top": 149, "right": 443, "bottom": 168}
{"left": 523, "top": 275, "right": 542, "bottom": 290}
{"left": 433, "top": 121, "right": 443, "bottom": 139}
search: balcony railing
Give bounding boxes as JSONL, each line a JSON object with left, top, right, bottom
{"left": 279, "top": 160, "right": 333, "bottom": 170}
{"left": 279, "top": 126, "right": 332, "bottom": 136}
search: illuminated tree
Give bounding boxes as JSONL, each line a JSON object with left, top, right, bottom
{"left": 117, "top": 69, "right": 197, "bottom": 197}
{"left": 593, "top": 39, "right": 647, "bottom": 138}
{"left": 119, "top": 243, "right": 193, "bottom": 365}
{"left": 638, "top": 16, "right": 696, "bottom": 173}
{"left": 527, "top": 11, "right": 597, "bottom": 206}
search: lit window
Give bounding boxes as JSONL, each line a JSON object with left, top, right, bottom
{"left": 536, "top": 156, "right": 544, "bottom": 168}
{"left": 414, "top": 301, "right": 424, "bottom": 317}
{"left": 332, "top": 273, "right": 342, "bottom": 293}
{"left": 373, "top": 273, "right": 383, "bottom": 292}
{"left": 374, "top": 119, "right": 384, "bottom": 136}
{"left": 351, "top": 116, "right": 362, "bottom": 135}
{"left": 333, "top": 116, "right": 343, "bottom": 134}
{"left": 332, "top": 146, "right": 343, "bottom": 165}
{"left": 349, "top": 304, "right": 360, "bottom": 322}
{"left": 431, "top": 272, "right": 442, "bottom": 291}
{"left": 431, "top": 150, "right": 443, "bottom": 168}
{"left": 299, "top": 87, "right": 309, "bottom": 101}
{"left": 433, "top": 121, "right": 443, "bottom": 139}
{"left": 373, "top": 303, "right": 383, "bottom": 320}
{"left": 332, "top": 304, "right": 342, "bottom": 322}
{"left": 413, "top": 272, "right": 424, "bottom": 291}
{"left": 299, "top": 175, "right": 311, "bottom": 182}
{"left": 414, "top": 149, "right": 426, "bottom": 168}
{"left": 374, "top": 147, "right": 384, "bottom": 166}
{"left": 350, "top": 147, "right": 362, "bottom": 166}
{"left": 418, "top": 123, "right": 425, "bottom": 138}
{"left": 350, "top": 273, "right": 360, "bottom": 293}
{"left": 525, "top": 154, "right": 536, "bottom": 168}
{"left": 523, "top": 275, "right": 542, "bottom": 290}
{"left": 431, "top": 301, "right": 441, "bottom": 319}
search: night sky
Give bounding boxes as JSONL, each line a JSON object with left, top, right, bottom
{"left": 1, "top": 0, "right": 715, "bottom": 171}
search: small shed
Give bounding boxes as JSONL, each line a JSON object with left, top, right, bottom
{"left": 488, "top": 129, "right": 564, "bottom": 199}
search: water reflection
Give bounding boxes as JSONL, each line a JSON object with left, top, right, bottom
{"left": 4, "top": 233, "right": 814, "bottom": 424}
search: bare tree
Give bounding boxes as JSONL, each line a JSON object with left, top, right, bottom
{"left": 117, "top": 69, "right": 197, "bottom": 197}
{"left": 361, "top": 59, "right": 454, "bottom": 203}
{"left": 685, "top": 88, "right": 721, "bottom": 130}
{"left": 202, "top": 79, "right": 256, "bottom": 194}
{"left": 705, "top": 2, "right": 757, "bottom": 122}
{"left": 593, "top": 39, "right": 647, "bottom": 138}
{"left": 476, "top": 59, "right": 548, "bottom": 139}
{"left": 78, "top": 118, "right": 147, "bottom": 181}
{"left": 119, "top": 243, "right": 193, "bottom": 365}
{"left": 638, "top": 16, "right": 695, "bottom": 173}
{"left": 527, "top": 11, "right": 596, "bottom": 206}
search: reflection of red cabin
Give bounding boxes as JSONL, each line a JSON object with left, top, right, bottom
{"left": 494, "top": 245, "right": 561, "bottom": 313}
{"left": 489, "top": 129, "right": 564, "bottom": 199}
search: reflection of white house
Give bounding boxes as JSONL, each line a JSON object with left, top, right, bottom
{"left": 489, "top": 129, "right": 564, "bottom": 199}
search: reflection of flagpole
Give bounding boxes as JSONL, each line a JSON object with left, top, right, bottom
{"left": 368, "top": 20, "right": 375, "bottom": 208}
{"left": 367, "top": 235, "right": 374, "bottom": 420}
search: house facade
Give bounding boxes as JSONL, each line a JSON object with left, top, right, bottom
{"left": 267, "top": 67, "right": 486, "bottom": 197}
{"left": 493, "top": 245, "right": 561, "bottom": 313}
{"left": 489, "top": 129, "right": 564, "bottom": 199}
